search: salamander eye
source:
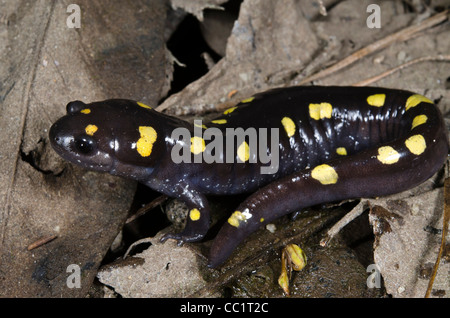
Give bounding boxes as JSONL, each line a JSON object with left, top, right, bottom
{"left": 73, "top": 135, "right": 96, "bottom": 155}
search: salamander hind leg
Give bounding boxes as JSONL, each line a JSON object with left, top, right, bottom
{"left": 160, "top": 192, "right": 211, "bottom": 245}
{"left": 161, "top": 205, "right": 211, "bottom": 245}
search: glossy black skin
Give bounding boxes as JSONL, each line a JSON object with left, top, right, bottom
{"left": 49, "top": 86, "right": 448, "bottom": 268}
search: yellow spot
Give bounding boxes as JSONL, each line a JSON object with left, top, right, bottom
{"left": 136, "top": 126, "right": 157, "bottom": 157}
{"left": 228, "top": 211, "right": 247, "bottom": 227}
{"left": 336, "top": 147, "right": 347, "bottom": 156}
{"left": 241, "top": 97, "right": 255, "bottom": 103}
{"left": 405, "top": 134, "right": 426, "bottom": 155}
{"left": 281, "top": 117, "right": 296, "bottom": 138}
{"left": 211, "top": 119, "right": 227, "bottom": 124}
{"left": 311, "top": 164, "right": 338, "bottom": 185}
{"left": 309, "top": 103, "right": 333, "bottom": 120}
{"left": 80, "top": 108, "right": 91, "bottom": 114}
{"left": 405, "top": 94, "right": 433, "bottom": 111}
{"left": 367, "top": 94, "right": 386, "bottom": 107}
{"left": 237, "top": 141, "right": 250, "bottom": 162}
{"left": 189, "top": 208, "right": 201, "bottom": 221}
{"left": 377, "top": 146, "right": 400, "bottom": 164}
{"left": 260, "top": 218, "right": 265, "bottom": 223}
{"left": 411, "top": 114, "right": 428, "bottom": 130}
{"left": 137, "top": 101, "right": 152, "bottom": 109}
{"left": 190, "top": 136, "right": 206, "bottom": 154}
{"left": 85, "top": 124, "right": 98, "bottom": 136}
{"left": 194, "top": 122, "right": 207, "bottom": 129}
{"left": 224, "top": 107, "right": 237, "bottom": 115}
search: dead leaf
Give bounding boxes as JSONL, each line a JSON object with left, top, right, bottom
{"left": 157, "top": 0, "right": 320, "bottom": 115}
{"left": 97, "top": 235, "right": 214, "bottom": 298}
{"left": 369, "top": 188, "right": 449, "bottom": 298}
{"left": 0, "top": 0, "right": 170, "bottom": 297}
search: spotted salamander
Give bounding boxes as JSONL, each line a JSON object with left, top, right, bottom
{"left": 49, "top": 86, "right": 448, "bottom": 267}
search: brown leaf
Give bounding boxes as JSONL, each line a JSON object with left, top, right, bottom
{"left": 0, "top": 0, "right": 170, "bottom": 297}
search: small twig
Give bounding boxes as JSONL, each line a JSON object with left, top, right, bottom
{"left": 425, "top": 177, "right": 450, "bottom": 298}
{"left": 125, "top": 195, "right": 168, "bottom": 224}
{"left": 297, "top": 10, "right": 448, "bottom": 85}
{"left": 320, "top": 200, "right": 368, "bottom": 246}
{"left": 27, "top": 235, "right": 58, "bottom": 250}
{"left": 353, "top": 55, "right": 450, "bottom": 86}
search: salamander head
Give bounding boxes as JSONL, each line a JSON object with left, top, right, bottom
{"left": 49, "top": 99, "right": 167, "bottom": 177}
